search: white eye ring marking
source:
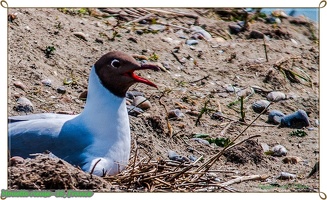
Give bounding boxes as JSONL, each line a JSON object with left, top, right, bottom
{"left": 111, "top": 59, "right": 120, "bottom": 68}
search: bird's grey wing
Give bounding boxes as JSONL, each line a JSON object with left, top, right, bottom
{"left": 8, "top": 118, "right": 68, "bottom": 158}
{"left": 8, "top": 113, "right": 76, "bottom": 123}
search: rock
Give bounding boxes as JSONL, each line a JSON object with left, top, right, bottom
{"left": 13, "top": 81, "right": 27, "bottom": 91}
{"left": 73, "top": 32, "right": 88, "bottom": 41}
{"left": 266, "top": 91, "right": 286, "bottom": 102}
{"left": 127, "top": 105, "right": 144, "bottom": 116}
{"left": 126, "top": 91, "right": 144, "bottom": 99}
{"left": 95, "top": 38, "right": 104, "bottom": 44}
{"left": 272, "top": 10, "right": 288, "bottom": 18}
{"left": 175, "top": 29, "right": 187, "bottom": 39}
{"left": 9, "top": 156, "right": 24, "bottom": 166}
{"left": 280, "top": 109, "right": 310, "bottom": 129}
{"left": 282, "top": 156, "right": 303, "bottom": 164}
{"left": 225, "top": 84, "right": 241, "bottom": 93}
{"left": 290, "top": 38, "right": 298, "bottom": 45}
{"left": 252, "top": 100, "right": 270, "bottom": 113}
{"left": 237, "top": 87, "right": 254, "bottom": 98}
{"left": 190, "top": 26, "right": 212, "bottom": 40}
{"left": 228, "top": 24, "right": 242, "bottom": 34}
{"left": 211, "top": 111, "right": 224, "bottom": 120}
{"left": 149, "top": 24, "right": 166, "bottom": 32}
{"left": 260, "top": 143, "right": 270, "bottom": 153}
{"left": 79, "top": 90, "right": 88, "bottom": 100}
{"left": 41, "top": 79, "right": 52, "bottom": 86}
{"left": 189, "top": 155, "right": 197, "bottom": 162}
{"left": 168, "top": 109, "right": 184, "bottom": 119}
{"left": 186, "top": 39, "right": 199, "bottom": 46}
{"left": 56, "top": 86, "right": 66, "bottom": 94}
{"left": 266, "top": 17, "right": 279, "bottom": 24}
{"left": 161, "top": 37, "right": 182, "bottom": 45}
{"left": 168, "top": 150, "right": 189, "bottom": 162}
{"left": 132, "top": 96, "right": 151, "bottom": 110}
{"left": 267, "top": 110, "right": 285, "bottom": 124}
{"left": 135, "top": 30, "right": 143, "bottom": 35}
{"left": 249, "top": 30, "right": 264, "bottom": 39}
{"left": 15, "top": 97, "right": 34, "bottom": 112}
{"left": 25, "top": 26, "right": 31, "bottom": 31}
{"left": 271, "top": 144, "right": 287, "bottom": 157}
{"left": 277, "top": 172, "right": 296, "bottom": 180}
{"left": 190, "top": 138, "right": 210, "bottom": 146}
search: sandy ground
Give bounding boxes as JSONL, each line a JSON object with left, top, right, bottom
{"left": 7, "top": 8, "right": 319, "bottom": 192}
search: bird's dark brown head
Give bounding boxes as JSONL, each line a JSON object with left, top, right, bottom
{"left": 94, "top": 51, "right": 159, "bottom": 98}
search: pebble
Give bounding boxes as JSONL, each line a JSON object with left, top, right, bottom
{"left": 190, "top": 26, "right": 212, "bottom": 41}
{"left": 260, "top": 143, "right": 270, "bottom": 153}
{"left": 175, "top": 29, "right": 187, "bottom": 39}
{"left": 9, "top": 156, "right": 24, "bottom": 166}
{"left": 73, "top": 32, "right": 88, "bottom": 41}
{"left": 267, "top": 110, "right": 285, "bottom": 124}
{"left": 56, "top": 86, "right": 66, "bottom": 94}
{"left": 186, "top": 39, "right": 199, "bottom": 46}
{"left": 225, "top": 84, "right": 241, "bottom": 93}
{"left": 126, "top": 91, "right": 144, "bottom": 100}
{"left": 161, "top": 37, "right": 182, "bottom": 45}
{"left": 280, "top": 109, "right": 310, "bottom": 129}
{"left": 249, "top": 30, "right": 264, "bottom": 39}
{"left": 277, "top": 172, "right": 296, "bottom": 180}
{"left": 189, "top": 155, "right": 198, "bottom": 162}
{"left": 290, "top": 38, "right": 298, "bottom": 45}
{"left": 190, "top": 138, "right": 210, "bottom": 146}
{"left": 41, "top": 79, "right": 52, "bottom": 86}
{"left": 272, "top": 10, "right": 288, "bottom": 18}
{"left": 237, "top": 87, "right": 254, "bottom": 98}
{"left": 282, "top": 156, "right": 302, "bottom": 164}
{"left": 168, "top": 109, "right": 184, "bottom": 119}
{"left": 266, "top": 17, "right": 279, "bottom": 24}
{"left": 271, "top": 144, "right": 287, "bottom": 157}
{"left": 127, "top": 105, "right": 144, "bottom": 116}
{"left": 168, "top": 150, "right": 189, "bottom": 162}
{"left": 252, "top": 100, "right": 270, "bottom": 113}
{"left": 211, "top": 111, "right": 224, "bottom": 120}
{"left": 266, "top": 91, "right": 286, "bottom": 102}
{"left": 132, "top": 96, "right": 151, "bottom": 110}
{"left": 135, "top": 30, "right": 144, "bottom": 35}
{"left": 13, "top": 81, "right": 27, "bottom": 91}
{"left": 228, "top": 24, "right": 242, "bottom": 34}
{"left": 15, "top": 97, "right": 34, "bottom": 112}
{"left": 95, "top": 38, "right": 104, "bottom": 44}
{"left": 79, "top": 90, "right": 88, "bottom": 100}
{"left": 25, "top": 26, "right": 31, "bottom": 31}
{"left": 149, "top": 24, "right": 166, "bottom": 32}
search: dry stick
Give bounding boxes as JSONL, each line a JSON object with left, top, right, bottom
{"left": 158, "top": 91, "right": 173, "bottom": 137}
{"left": 263, "top": 37, "right": 269, "bottom": 62}
{"left": 128, "top": 139, "right": 139, "bottom": 188}
{"left": 220, "top": 174, "right": 269, "bottom": 187}
{"left": 124, "top": 13, "right": 154, "bottom": 26}
{"left": 90, "top": 158, "right": 101, "bottom": 175}
{"left": 219, "top": 121, "right": 233, "bottom": 136}
{"left": 122, "top": 8, "right": 143, "bottom": 17}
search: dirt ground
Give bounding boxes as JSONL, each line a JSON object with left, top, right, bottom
{"left": 7, "top": 8, "right": 319, "bottom": 192}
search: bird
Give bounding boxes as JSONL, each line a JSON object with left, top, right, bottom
{"left": 8, "top": 51, "right": 159, "bottom": 176}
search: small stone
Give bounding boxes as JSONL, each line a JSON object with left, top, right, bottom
{"left": 79, "top": 90, "right": 88, "bottom": 100}
{"left": 277, "top": 172, "right": 296, "bottom": 180}
{"left": 168, "top": 109, "right": 184, "bottom": 119}
{"left": 272, "top": 10, "right": 288, "bottom": 18}
{"left": 280, "top": 109, "right": 310, "bottom": 129}
{"left": 13, "top": 81, "right": 27, "bottom": 91}
{"left": 229, "top": 24, "right": 242, "bottom": 34}
{"left": 149, "top": 24, "right": 166, "bottom": 32}
{"left": 290, "top": 38, "right": 298, "bottom": 45}
{"left": 249, "top": 30, "right": 264, "bottom": 39}
{"left": 266, "top": 17, "right": 278, "bottom": 24}
{"left": 267, "top": 110, "right": 285, "bottom": 124}
{"left": 9, "top": 156, "right": 24, "bottom": 166}
{"left": 95, "top": 38, "right": 104, "bottom": 44}
{"left": 190, "top": 138, "right": 210, "bottom": 146}
{"left": 132, "top": 96, "right": 151, "bottom": 110}
{"left": 211, "top": 111, "right": 224, "bottom": 120}
{"left": 175, "top": 29, "right": 187, "bottom": 39}
{"left": 73, "top": 32, "right": 88, "bottom": 41}
{"left": 225, "top": 84, "right": 241, "bottom": 93}
{"left": 15, "top": 97, "right": 34, "bottom": 112}
{"left": 162, "top": 37, "right": 182, "bottom": 45}
{"left": 260, "top": 143, "right": 270, "bottom": 153}
{"left": 271, "top": 144, "right": 287, "bottom": 157}
{"left": 189, "top": 155, "right": 198, "bottom": 162}
{"left": 41, "top": 79, "right": 52, "bottom": 86}
{"left": 25, "top": 26, "right": 31, "bottom": 31}
{"left": 57, "top": 86, "right": 66, "bottom": 94}
{"left": 186, "top": 39, "right": 199, "bottom": 46}
{"left": 135, "top": 30, "right": 144, "bottom": 35}
{"left": 252, "top": 100, "right": 270, "bottom": 113}
{"left": 168, "top": 150, "right": 189, "bottom": 162}
{"left": 126, "top": 91, "right": 144, "bottom": 100}
{"left": 237, "top": 87, "right": 254, "bottom": 98}
{"left": 282, "top": 156, "right": 302, "bottom": 164}
{"left": 127, "top": 105, "right": 144, "bottom": 116}
{"left": 266, "top": 91, "right": 286, "bottom": 102}
{"left": 190, "top": 26, "right": 212, "bottom": 40}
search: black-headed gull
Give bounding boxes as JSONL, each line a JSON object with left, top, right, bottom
{"left": 8, "top": 51, "right": 159, "bottom": 176}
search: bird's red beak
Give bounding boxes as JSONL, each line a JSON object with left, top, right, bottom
{"left": 128, "top": 63, "right": 159, "bottom": 88}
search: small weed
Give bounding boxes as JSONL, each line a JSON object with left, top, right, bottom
{"left": 148, "top": 53, "right": 159, "bottom": 61}
{"left": 290, "top": 130, "right": 307, "bottom": 137}
{"left": 44, "top": 46, "right": 56, "bottom": 58}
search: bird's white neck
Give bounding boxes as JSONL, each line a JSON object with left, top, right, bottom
{"left": 78, "top": 66, "right": 130, "bottom": 154}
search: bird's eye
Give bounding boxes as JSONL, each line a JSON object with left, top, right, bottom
{"left": 111, "top": 59, "right": 120, "bottom": 68}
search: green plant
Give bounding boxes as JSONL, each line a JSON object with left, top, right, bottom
{"left": 290, "top": 130, "right": 307, "bottom": 137}
{"left": 44, "top": 46, "right": 56, "bottom": 58}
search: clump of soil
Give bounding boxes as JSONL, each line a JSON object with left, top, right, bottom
{"left": 8, "top": 153, "right": 114, "bottom": 191}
